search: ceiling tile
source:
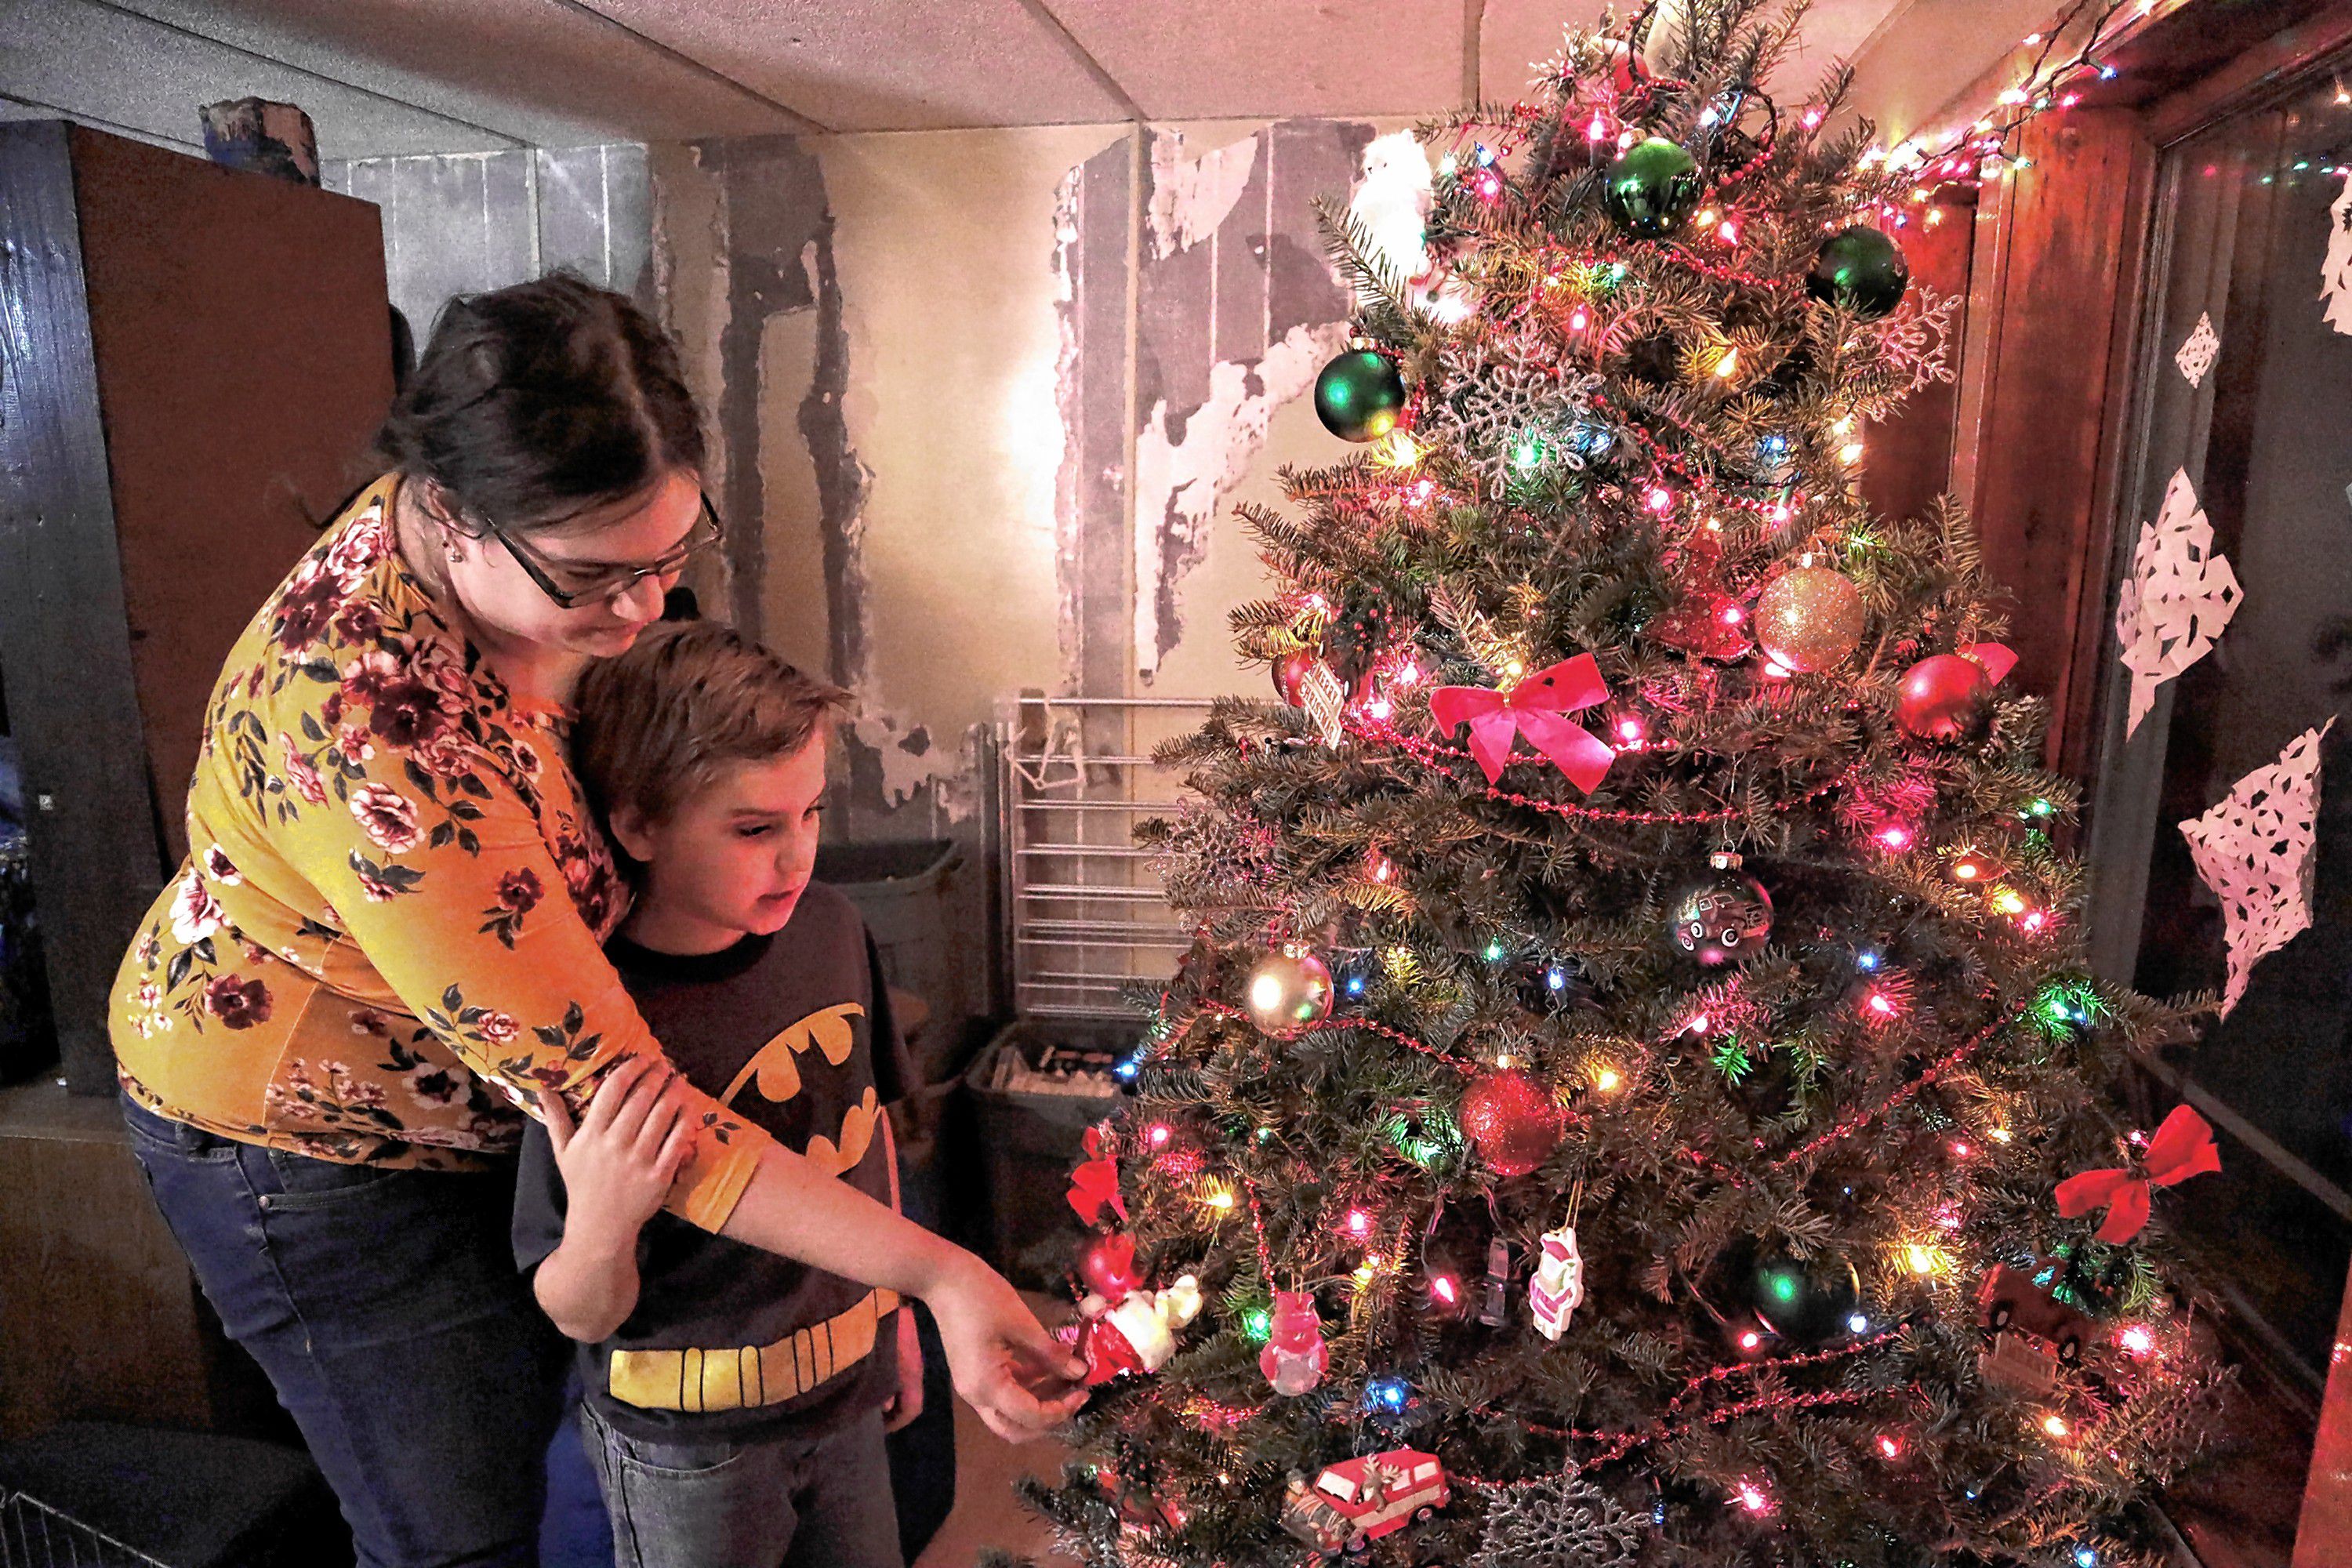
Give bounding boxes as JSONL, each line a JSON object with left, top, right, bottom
{"left": 1049, "top": 0, "right": 1465, "bottom": 121}
{"left": 2, "top": 0, "right": 525, "bottom": 157}
{"left": 97, "top": 0, "right": 811, "bottom": 151}
{"left": 580, "top": 0, "right": 1131, "bottom": 132}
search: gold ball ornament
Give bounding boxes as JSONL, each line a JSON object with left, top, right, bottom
{"left": 1754, "top": 566, "right": 1866, "bottom": 673}
{"left": 1244, "top": 947, "right": 1335, "bottom": 1036}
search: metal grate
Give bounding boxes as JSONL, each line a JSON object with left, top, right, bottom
{"left": 0, "top": 1492, "right": 171, "bottom": 1568}
{"left": 993, "top": 695, "right": 1210, "bottom": 1021}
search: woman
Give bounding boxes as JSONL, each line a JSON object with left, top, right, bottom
{"left": 111, "top": 276, "right": 1082, "bottom": 1567}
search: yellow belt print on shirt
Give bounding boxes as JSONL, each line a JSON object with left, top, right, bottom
{"left": 608, "top": 1002, "right": 892, "bottom": 1413}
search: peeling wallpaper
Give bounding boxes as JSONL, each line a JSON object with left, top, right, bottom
{"left": 652, "top": 116, "right": 1414, "bottom": 833}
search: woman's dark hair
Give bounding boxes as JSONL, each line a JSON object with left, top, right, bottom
{"left": 375, "top": 274, "right": 704, "bottom": 537}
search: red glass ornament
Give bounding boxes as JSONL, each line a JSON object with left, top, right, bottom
{"left": 1460, "top": 1068, "right": 1565, "bottom": 1177}
{"left": 1272, "top": 650, "right": 1319, "bottom": 706}
{"left": 1895, "top": 653, "right": 1994, "bottom": 741}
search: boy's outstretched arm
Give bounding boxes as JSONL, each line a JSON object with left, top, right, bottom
{"left": 719, "top": 1138, "right": 1089, "bottom": 1443}
{"left": 532, "top": 1058, "right": 694, "bottom": 1343}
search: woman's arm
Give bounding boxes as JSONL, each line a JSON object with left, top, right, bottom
{"left": 720, "top": 1140, "right": 1087, "bottom": 1441}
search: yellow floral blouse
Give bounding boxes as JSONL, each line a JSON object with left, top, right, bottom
{"left": 109, "top": 474, "right": 761, "bottom": 1232}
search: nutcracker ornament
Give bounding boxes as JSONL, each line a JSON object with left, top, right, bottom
{"left": 1530, "top": 1223, "right": 1584, "bottom": 1341}
{"left": 1076, "top": 1274, "right": 1203, "bottom": 1386}
{"left": 1259, "top": 1289, "right": 1330, "bottom": 1395}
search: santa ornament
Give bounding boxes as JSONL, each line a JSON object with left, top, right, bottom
{"left": 1076, "top": 1274, "right": 1203, "bottom": 1386}
{"left": 1259, "top": 1290, "right": 1330, "bottom": 1395}
{"left": 1529, "top": 1223, "right": 1584, "bottom": 1341}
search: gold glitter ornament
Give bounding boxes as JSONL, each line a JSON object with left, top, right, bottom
{"left": 1754, "top": 565, "right": 1866, "bottom": 673}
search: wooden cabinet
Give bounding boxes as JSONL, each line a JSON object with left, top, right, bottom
{"left": 0, "top": 121, "right": 392, "bottom": 1095}
{"left": 0, "top": 121, "right": 391, "bottom": 1440}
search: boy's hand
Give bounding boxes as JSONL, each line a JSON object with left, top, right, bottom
{"left": 536, "top": 1056, "right": 694, "bottom": 1254}
{"left": 884, "top": 1306, "right": 924, "bottom": 1432}
{"left": 927, "top": 1254, "right": 1089, "bottom": 1443}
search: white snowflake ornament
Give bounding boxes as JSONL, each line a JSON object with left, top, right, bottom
{"left": 2180, "top": 718, "right": 2335, "bottom": 1017}
{"left": 2116, "top": 468, "right": 2243, "bottom": 739}
{"left": 2175, "top": 311, "right": 2220, "bottom": 387}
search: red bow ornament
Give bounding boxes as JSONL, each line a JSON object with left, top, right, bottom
{"left": 1067, "top": 1124, "right": 1127, "bottom": 1226}
{"left": 1428, "top": 653, "right": 1616, "bottom": 791}
{"left": 2054, "top": 1104, "right": 2220, "bottom": 1243}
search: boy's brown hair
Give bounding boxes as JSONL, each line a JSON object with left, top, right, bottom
{"left": 572, "top": 620, "right": 851, "bottom": 834}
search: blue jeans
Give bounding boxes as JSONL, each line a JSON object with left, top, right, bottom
{"left": 122, "top": 1094, "right": 564, "bottom": 1568}
{"left": 580, "top": 1403, "right": 903, "bottom": 1568}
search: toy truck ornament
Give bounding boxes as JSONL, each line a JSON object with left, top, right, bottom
{"left": 1280, "top": 1447, "right": 1449, "bottom": 1556}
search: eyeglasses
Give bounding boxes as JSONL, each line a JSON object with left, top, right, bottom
{"left": 479, "top": 493, "right": 725, "bottom": 610}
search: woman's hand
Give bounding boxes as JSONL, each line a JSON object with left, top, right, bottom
{"left": 536, "top": 1056, "right": 693, "bottom": 1255}
{"left": 925, "top": 1253, "right": 1089, "bottom": 1443}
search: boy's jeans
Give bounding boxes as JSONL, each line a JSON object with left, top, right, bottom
{"left": 580, "top": 1401, "right": 904, "bottom": 1568}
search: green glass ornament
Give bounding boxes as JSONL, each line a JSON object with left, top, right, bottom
{"left": 1312, "top": 350, "right": 1408, "bottom": 442}
{"left": 1806, "top": 225, "right": 1910, "bottom": 319}
{"left": 1603, "top": 137, "right": 1701, "bottom": 238}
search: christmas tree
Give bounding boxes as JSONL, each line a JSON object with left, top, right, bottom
{"left": 1022, "top": 5, "right": 2226, "bottom": 1565}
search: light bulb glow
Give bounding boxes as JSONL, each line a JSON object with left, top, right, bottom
{"left": 1877, "top": 1434, "right": 1904, "bottom": 1460}
{"left": 1646, "top": 486, "right": 1675, "bottom": 514}
{"left": 1847, "top": 1312, "right": 1870, "bottom": 1334}
{"left": 1594, "top": 1065, "right": 1623, "bottom": 1093}
{"left": 1904, "top": 1243, "right": 1942, "bottom": 1276}
{"left": 1735, "top": 1480, "right": 1774, "bottom": 1515}
{"left": 1203, "top": 1185, "right": 1236, "bottom": 1211}
{"left": 1146, "top": 1122, "right": 1172, "bottom": 1149}
{"left": 1345, "top": 1207, "right": 1372, "bottom": 1238}
{"left": 2119, "top": 1324, "right": 2155, "bottom": 1356}
{"left": 1431, "top": 1275, "right": 1459, "bottom": 1306}
{"left": 2042, "top": 1414, "right": 2071, "bottom": 1439}
{"left": 1714, "top": 347, "right": 1740, "bottom": 379}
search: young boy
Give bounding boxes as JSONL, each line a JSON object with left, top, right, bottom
{"left": 514, "top": 622, "right": 1068, "bottom": 1567}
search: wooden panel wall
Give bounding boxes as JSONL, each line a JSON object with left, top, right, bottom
{"left": 1952, "top": 108, "right": 2158, "bottom": 779}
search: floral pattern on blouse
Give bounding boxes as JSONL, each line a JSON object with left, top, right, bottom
{"left": 108, "top": 475, "right": 760, "bottom": 1232}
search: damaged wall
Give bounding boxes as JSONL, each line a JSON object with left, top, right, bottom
{"left": 654, "top": 116, "right": 1399, "bottom": 786}
{"left": 650, "top": 116, "right": 1414, "bottom": 1042}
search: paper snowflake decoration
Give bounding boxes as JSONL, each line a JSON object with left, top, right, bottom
{"left": 2180, "top": 718, "right": 2334, "bottom": 1017}
{"left": 2116, "top": 468, "right": 2242, "bottom": 739}
{"left": 2326, "top": 171, "right": 2352, "bottom": 336}
{"left": 1471, "top": 1475, "right": 1645, "bottom": 1568}
{"left": 2175, "top": 311, "right": 2220, "bottom": 387}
